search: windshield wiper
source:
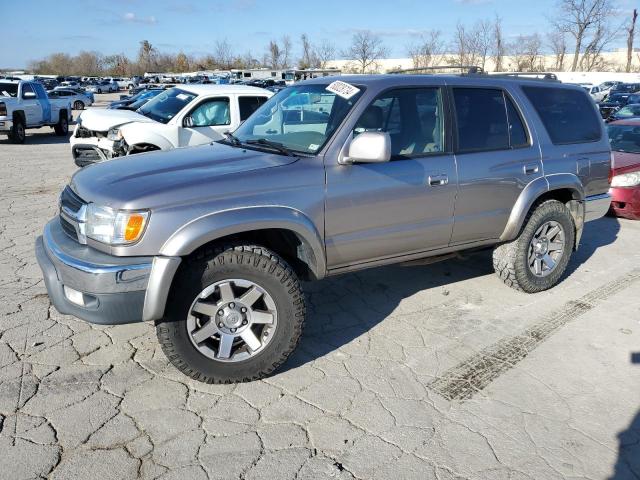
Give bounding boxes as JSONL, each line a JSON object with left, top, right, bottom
{"left": 246, "top": 138, "right": 295, "bottom": 156}
{"left": 223, "top": 131, "right": 241, "bottom": 146}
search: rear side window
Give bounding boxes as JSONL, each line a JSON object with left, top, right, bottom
{"left": 506, "top": 97, "right": 528, "bottom": 147}
{"left": 453, "top": 88, "right": 512, "bottom": 152}
{"left": 522, "top": 86, "right": 601, "bottom": 144}
{"left": 238, "top": 96, "right": 269, "bottom": 121}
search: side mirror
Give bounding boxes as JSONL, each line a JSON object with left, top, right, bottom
{"left": 183, "top": 116, "right": 194, "bottom": 128}
{"left": 342, "top": 132, "right": 391, "bottom": 164}
{"left": 23, "top": 91, "right": 37, "bottom": 100}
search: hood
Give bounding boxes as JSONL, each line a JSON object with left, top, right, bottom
{"left": 70, "top": 142, "right": 299, "bottom": 209}
{"left": 78, "top": 108, "right": 155, "bottom": 132}
{"left": 612, "top": 151, "right": 640, "bottom": 174}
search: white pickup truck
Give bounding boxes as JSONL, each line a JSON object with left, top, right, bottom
{"left": 0, "top": 80, "right": 72, "bottom": 143}
{"left": 70, "top": 84, "right": 272, "bottom": 166}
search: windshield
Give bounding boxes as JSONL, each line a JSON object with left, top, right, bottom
{"left": 609, "top": 94, "right": 628, "bottom": 103}
{"left": 615, "top": 105, "right": 640, "bottom": 118}
{"left": 0, "top": 83, "right": 18, "bottom": 97}
{"left": 608, "top": 124, "right": 640, "bottom": 153}
{"left": 137, "top": 88, "right": 196, "bottom": 124}
{"left": 231, "top": 83, "right": 365, "bottom": 154}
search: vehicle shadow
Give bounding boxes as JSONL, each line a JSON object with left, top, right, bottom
{"left": 282, "top": 215, "right": 622, "bottom": 371}
{"left": 564, "top": 215, "right": 621, "bottom": 277}
{"left": 608, "top": 353, "right": 640, "bottom": 479}
{"left": 0, "top": 131, "right": 73, "bottom": 146}
{"left": 282, "top": 251, "right": 495, "bottom": 371}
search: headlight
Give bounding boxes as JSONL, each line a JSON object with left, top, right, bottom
{"left": 611, "top": 171, "right": 640, "bottom": 187}
{"left": 86, "top": 204, "right": 149, "bottom": 245}
{"left": 107, "top": 128, "right": 123, "bottom": 141}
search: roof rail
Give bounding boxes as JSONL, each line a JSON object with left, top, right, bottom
{"left": 388, "top": 65, "right": 484, "bottom": 75}
{"left": 484, "top": 72, "right": 560, "bottom": 81}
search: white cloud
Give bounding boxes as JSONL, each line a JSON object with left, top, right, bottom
{"left": 122, "top": 12, "right": 158, "bottom": 25}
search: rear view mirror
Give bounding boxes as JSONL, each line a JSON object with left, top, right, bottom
{"left": 183, "top": 116, "right": 194, "bottom": 128}
{"left": 342, "top": 132, "right": 391, "bottom": 164}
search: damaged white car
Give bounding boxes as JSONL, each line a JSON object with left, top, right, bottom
{"left": 70, "top": 85, "right": 272, "bottom": 166}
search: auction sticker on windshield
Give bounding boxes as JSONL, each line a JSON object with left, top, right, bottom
{"left": 326, "top": 81, "right": 360, "bottom": 100}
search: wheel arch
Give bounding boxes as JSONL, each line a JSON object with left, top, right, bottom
{"left": 160, "top": 206, "right": 326, "bottom": 280}
{"left": 500, "top": 174, "right": 585, "bottom": 244}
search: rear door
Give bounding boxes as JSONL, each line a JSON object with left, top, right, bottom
{"left": 448, "top": 86, "right": 543, "bottom": 245}
{"left": 324, "top": 86, "right": 458, "bottom": 268}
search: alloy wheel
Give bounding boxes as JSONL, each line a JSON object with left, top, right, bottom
{"left": 528, "top": 220, "right": 565, "bottom": 277}
{"left": 186, "top": 279, "right": 278, "bottom": 362}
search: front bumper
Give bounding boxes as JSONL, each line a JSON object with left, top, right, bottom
{"left": 610, "top": 186, "right": 640, "bottom": 220}
{"left": 0, "top": 118, "right": 13, "bottom": 132}
{"left": 36, "top": 218, "right": 180, "bottom": 325}
{"left": 584, "top": 193, "right": 612, "bottom": 222}
{"left": 70, "top": 135, "right": 118, "bottom": 166}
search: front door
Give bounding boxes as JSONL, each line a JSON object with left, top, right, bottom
{"left": 179, "top": 97, "right": 231, "bottom": 146}
{"left": 325, "top": 87, "right": 458, "bottom": 269}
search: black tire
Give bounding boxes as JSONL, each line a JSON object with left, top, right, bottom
{"left": 8, "top": 116, "right": 25, "bottom": 144}
{"left": 54, "top": 113, "right": 69, "bottom": 136}
{"left": 493, "top": 200, "right": 575, "bottom": 293}
{"left": 156, "top": 244, "right": 305, "bottom": 383}
{"left": 73, "top": 100, "right": 84, "bottom": 110}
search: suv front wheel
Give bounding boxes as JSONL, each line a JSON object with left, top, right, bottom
{"left": 493, "top": 200, "right": 575, "bottom": 293}
{"left": 156, "top": 244, "right": 305, "bottom": 383}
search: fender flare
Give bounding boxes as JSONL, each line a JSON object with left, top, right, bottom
{"left": 499, "top": 173, "right": 585, "bottom": 242}
{"left": 120, "top": 126, "right": 174, "bottom": 152}
{"left": 159, "top": 206, "right": 327, "bottom": 279}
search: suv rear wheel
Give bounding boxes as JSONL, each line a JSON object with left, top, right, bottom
{"left": 156, "top": 245, "right": 305, "bottom": 383}
{"left": 493, "top": 200, "right": 575, "bottom": 293}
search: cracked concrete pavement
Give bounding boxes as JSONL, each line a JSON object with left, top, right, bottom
{"left": 0, "top": 93, "right": 639, "bottom": 479}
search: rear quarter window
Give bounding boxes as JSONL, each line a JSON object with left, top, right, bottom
{"left": 522, "top": 86, "right": 602, "bottom": 145}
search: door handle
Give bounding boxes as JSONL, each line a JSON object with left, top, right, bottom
{"left": 428, "top": 174, "right": 449, "bottom": 186}
{"left": 524, "top": 163, "right": 539, "bottom": 175}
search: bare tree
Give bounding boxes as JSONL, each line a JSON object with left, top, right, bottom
{"left": 300, "top": 34, "right": 315, "bottom": 69}
{"left": 315, "top": 40, "right": 336, "bottom": 69}
{"left": 137, "top": 40, "right": 158, "bottom": 74}
{"left": 450, "top": 22, "right": 471, "bottom": 67}
{"left": 281, "top": 35, "right": 293, "bottom": 68}
{"left": 510, "top": 34, "right": 545, "bottom": 71}
{"left": 267, "top": 40, "right": 282, "bottom": 69}
{"left": 493, "top": 15, "right": 506, "bottom": 71}
{"left": 472, "top": 20, "right": 493, "bottom": 70}
{"left": 626, "top": 9, "right": 638, "bottom": 72}
{"left": 580, "top": 19, "right": 618, "bottom": 71}
{"left": 407, "top": 30, "right": 445, "bottom": 68}
{"left": 72, "top": 51, "right": 104, "bottom": 76}
{"left": 343, "top": 31, "right": 388, "bottom": 73}
{"left": 551, "top": 0, "right": 614, "bottom": 71}
{"left": 213, "top": 39, "right": 234, "bottom": 70}
{"left": 548, "top": 30, "right": 568, "bottom": 70}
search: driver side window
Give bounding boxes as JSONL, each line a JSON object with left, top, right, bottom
{"left": 353, "top": 87, "right": 445, "bottom": 160}
{"left": 189, "top": 98, "right": 230, "bottom": 127}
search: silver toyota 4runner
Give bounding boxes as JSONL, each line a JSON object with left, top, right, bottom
{"left": 36, "top": 74, "right": 612, "bottom": 383}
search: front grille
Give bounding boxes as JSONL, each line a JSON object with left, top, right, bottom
{"left": 60, "top": 186, "right": 84, "bottom": 213}
{"left": 59, "top": 215, "right": 78, "bottom": 241}
{"left": 59, "top": 186, "right": 87, "bottom": 243}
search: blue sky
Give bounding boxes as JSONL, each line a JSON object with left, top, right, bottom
{"left": 1, "top": 0, "right": 634, "bottom": 68}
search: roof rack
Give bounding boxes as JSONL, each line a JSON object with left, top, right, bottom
{"left": 388, "top": 65, "right": 484, "bottom": 75}
{"left": 484, "top": 72, "right": 560, "bottom": 81}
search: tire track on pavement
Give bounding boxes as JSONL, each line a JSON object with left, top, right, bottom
{"left": 429, "top": 268, "right": 640, "bottom": 401}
